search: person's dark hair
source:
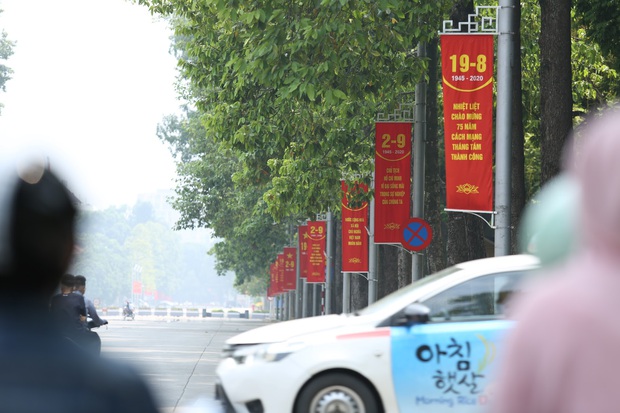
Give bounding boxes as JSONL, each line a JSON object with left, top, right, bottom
{"left": 74, "top": 275, "right": 86, "bottom": 287}
{"left": 1, "top": 165, "right": 78, "bottom": 295}
{"left": 60, "top": 274, "right": 76, "bottom": 288}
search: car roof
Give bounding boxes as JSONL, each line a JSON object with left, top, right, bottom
{"left": 356, "top": 254, "right": 540, "bottom": 321}
{"left": 452, "top": 253, "right": 540, "bottom": 274}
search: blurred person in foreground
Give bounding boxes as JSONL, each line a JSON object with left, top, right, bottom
{"left": 0, "top": 161, "right": 159, "bottom": 413}
{"left": 491, "top": 104, "right": 620, "bottom": 413}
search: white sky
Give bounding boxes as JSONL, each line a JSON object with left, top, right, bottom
{"left": 0, "top": 0, "right": 180, "bottom": 209}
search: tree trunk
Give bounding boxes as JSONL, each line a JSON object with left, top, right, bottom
{"left": 424, "top": 37, "right": 446, "bottom": 274}
{"left": 397, "top": 249, "right": 412, "bottom": 288}
{"left": 446, "top": 212, "right": 487, "bottom": 266}
{"left": 539, "top": 0, "right": 572, "bottom": 185}
{"left": 377, "top": 245, "right": 399, "bottom": 299}
{"left": 350, "top": 273, "right": 368, "bottom": 312}
{"left": 511, "top": 2, "right": 526, "bottom": 253}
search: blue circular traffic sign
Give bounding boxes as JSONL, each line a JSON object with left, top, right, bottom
{"left": 401, "top": 218, "right": 433, "bottom": 251}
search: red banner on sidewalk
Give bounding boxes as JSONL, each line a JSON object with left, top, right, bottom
{"left": 441, "top": 34, "right": 494, "bottom": 212}
{"left": 374, "top": 122, "right": 412, "bottom": 243}
{"left": 306, "top": 221, "right": 326, "bottom": 283}
{"left": 341, "top": 181, "right": 369, "bottom": 273}
{"left": 277, "top": 253, "right": 285, "bottom": 292}
{"left": 283, "top": 247, "right": 297, "bottom": 291}
{"left": 298, "top": 225, "right": 308, "bottom": 279}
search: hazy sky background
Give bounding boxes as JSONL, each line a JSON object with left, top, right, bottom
{"left": 0, "top": 0, "right": 180, "bottom": 209}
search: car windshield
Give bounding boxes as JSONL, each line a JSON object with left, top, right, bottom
{"left": 354, "top": 266, "right": 462, "bottom": 316}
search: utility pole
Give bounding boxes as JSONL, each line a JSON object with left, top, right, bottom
{"left": 495, "top": 0, "right": 515, "bottom": 256}
{"left": 368, "top": 173, "right": 377, "bottom": 304}
{"left": 412, "top": 41, "right": 427, "bottom": 282}
{"left": 325, "top": 210, "right": 334, "bottom": 314}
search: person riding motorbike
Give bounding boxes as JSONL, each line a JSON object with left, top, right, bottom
{"left": 123, "top": 300, "right": 134, "bottom": 320}
{"left": 73, "top": 275, "right": 107, "bottom": 354}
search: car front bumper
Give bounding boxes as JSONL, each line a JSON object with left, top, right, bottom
{"left": 215, "top": 355, "right": 309, "bottom": 413}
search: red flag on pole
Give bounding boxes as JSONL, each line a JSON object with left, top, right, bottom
{"left": 132, "top": 281, "right": 142, "bottom": 294}
{"left": 341, "top": 181, "right": 369, "bottom": 272}
{"left": 306, "top": 221, "right": 326, "bottom": 283}
{"left": 298, "top": 225, "right": 308, "bottom": 279}
{"left": 283, "top": 247, "right": 297, "bottom": 291}
{"left": 268, "top": 262, "right": 277, "bottom": 297}
{"left": 441, "top": 34, "right": 494, "bottom": 212}
{"left": 374, "top": 122, "right": 412, "bottom": 243}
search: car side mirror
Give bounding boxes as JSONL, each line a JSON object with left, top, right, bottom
{"left": 402, "top": 303, "right": 430, "bottom": 326}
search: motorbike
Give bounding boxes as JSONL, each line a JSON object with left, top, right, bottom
{"left": 123, "top": 306, "right": 135, "bottom": 321}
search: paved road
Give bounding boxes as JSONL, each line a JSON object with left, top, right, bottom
{"left": 98, "top": 317, "right": 272, "bottom": 413}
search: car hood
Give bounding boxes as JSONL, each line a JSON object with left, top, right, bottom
{"left": 226, "top": 314, "right": 370, "bottom": 345}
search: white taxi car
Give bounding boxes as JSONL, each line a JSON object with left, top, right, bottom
{"left": 215, "top": 254, "right": 540, "bottom": 413}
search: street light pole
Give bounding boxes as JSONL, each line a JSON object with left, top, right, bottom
{"left": 494, "top": 0, "right": 516, "bottom": 256}
{"left": 412, "top": 41, "right": 427, "bottom": 282}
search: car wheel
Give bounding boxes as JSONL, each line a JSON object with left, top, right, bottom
{"left": 294, "top": 372, "right": 380, "bottom": 413}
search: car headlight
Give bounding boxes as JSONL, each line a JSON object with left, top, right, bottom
{"left": 232, "top": 341, "right": 306, "bottom": 365}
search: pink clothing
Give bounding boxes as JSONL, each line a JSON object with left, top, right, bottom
{"left": 491, "top": 107, "right": 620, "bottom": 413}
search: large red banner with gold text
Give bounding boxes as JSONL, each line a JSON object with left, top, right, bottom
{"left": 441, "top": 34, "right": 494, "bottom": 212}
{"left": 341, "top": 181, "right": 369, "bottom": 272}
{"left": 374, "top": 122, "right": 412, "bottom": 243}
{"left": 298, "top": 225, "right": 308, "bottom": 279}
{"left": 283, "top": 247, "right": 297, "bottom": 291}
{"left": 306, "top": 221, "right": 326, "bottom": 283}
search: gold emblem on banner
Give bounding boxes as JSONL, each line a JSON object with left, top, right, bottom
{"left": 456, "top": 183, "right": 480, "bottom": 195}
{"left": 349, "top": 258, "right": 362, "bottom": 264}
{"left": 384, "top": 223, "right": 401, "bottom": 231}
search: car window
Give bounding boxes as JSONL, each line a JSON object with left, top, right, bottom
{"left": 357, "top": 266, "right": 461, "bottom": 317}
{"left": 422, "top": 271, "right": 527, "bottom": 322}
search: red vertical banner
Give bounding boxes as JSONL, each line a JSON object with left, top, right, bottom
{"left": 306, "top": 221, "right": 326, "bottom": 283}
{"left": 374, "top": 122, "right": 412, "bottom": 243}
{"left": 271, "top": 260, "right": 279, "bottom": 295}
{"left": 283, "top": 247, "right": 297, "bottom": 291}
{"left": 341, "top": 181, "right": 369, "bottom": 272}
{"left": 298, "top": 225, "right": 308, "bottom": 279}
{"left": 132, "top": 281, "right": 142, "bottom": 294}
{"left": 441, "top": 34, "right": 494, "bottom": 212}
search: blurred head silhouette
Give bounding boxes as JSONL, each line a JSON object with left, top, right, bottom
{"left": 518, "top": 104, "right": 620, "bottom": 268}
{"left": 518, "top": 173, "right": 579, "bottom": 267}
{"left": 566, "top": 104, "right": 620, "bottom": 257}
{"left": 0, "top": 160, "right": 77, "bottom": 298}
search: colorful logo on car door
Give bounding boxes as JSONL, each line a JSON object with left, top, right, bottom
{"left": 391, "top": 320, "right": 513, "bottom": 412}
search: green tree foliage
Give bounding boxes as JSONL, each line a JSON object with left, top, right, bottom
{"left": 140, "top": 0, "right": 451, "bottom": 222}
{"left": 0, "top": 9, "right": 15, "bottom": 113}
{"left": 125, "top": 222, "right": 181, "bottom": 298}
{"left": 519, "top": 0, "right": 619, "bottom": 197}
{"left": 73, "top": 231, "right": 130, "bottom": 305}
{"left": 157, "top": 108, "right": 290, "bottom": 287}
{"left": 574, "top": 0, "right": 620, "bottom": 76}
{"left": 72, "top": 203, "right": 218, "bottom": 307}
{"left": 131, "top": 201, "right": 156, "bottom": 226}
{"left": 138, "top": 0, "right": 620, "bottom": 300}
